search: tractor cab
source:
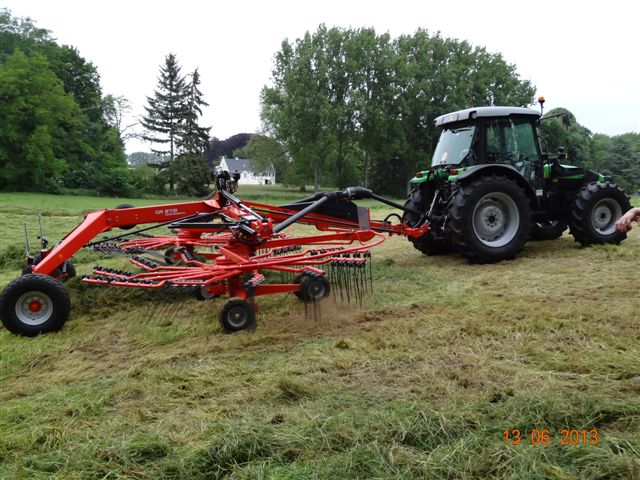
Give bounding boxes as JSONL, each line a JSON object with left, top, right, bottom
{"left": 431, "top": 106, "right": 544, "bottom": 188}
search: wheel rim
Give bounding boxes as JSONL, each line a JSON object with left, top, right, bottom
{"left": 306, "top": 280, "right": 326, "bottom": 300}
{"left": 226, "top": 305, "right": 248, "bottom": 328}
{"left": 199, "top": 286, "right": 217, "bottom": 299}
{"left": 15, "top": 291, "right": 53, "bottom": 326}
{"left": 591, "top": 198, "right": 621, "bottom": 235}
{"left": 472, "top": 192, "right": 520, "bottom": 247}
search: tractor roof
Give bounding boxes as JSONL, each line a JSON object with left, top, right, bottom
{"left": 435, "top": 106, "right": 540, "bottom": 127}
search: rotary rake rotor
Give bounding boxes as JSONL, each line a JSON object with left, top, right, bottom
{"left": 0, "top": 172, "right": 429, "bottom": 336}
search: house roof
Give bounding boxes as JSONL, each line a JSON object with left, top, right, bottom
{"left": 221, "top": 157, "right": 274, "bottom": 175}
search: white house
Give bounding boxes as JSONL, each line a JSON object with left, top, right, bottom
{"left": 217, "top": 157, "right": 276, "bottom": 185}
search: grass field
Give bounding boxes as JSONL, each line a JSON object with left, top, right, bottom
{"left": 0, "top": 189, "right": 639, "bottom": 479}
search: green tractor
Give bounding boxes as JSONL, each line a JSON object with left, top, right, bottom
{"left": 403, "top": 101, "right": 631, "bottom": 263}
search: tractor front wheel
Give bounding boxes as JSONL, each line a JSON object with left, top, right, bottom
{"left": 0, "top": 274, "right": 71, "bottom": 336}
{"left": 448, "top": 175, "right": 531, "bottom": 263}
{"left": 219, "top": 299, "right": 256, "bottom": 332}
{"left": 568, "top": 182, "right": 630, "bottom": 245}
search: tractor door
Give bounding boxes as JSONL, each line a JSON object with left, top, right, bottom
{"left": 485, "top": 117, "right": 545, "bottom": 192}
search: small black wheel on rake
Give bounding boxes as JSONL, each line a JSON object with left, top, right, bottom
{"left": 164, "top": 247, "right": 179, "bottom": 265}
{"left": 219, "top": 299, "right": 256, "bottom": 332}
{"left": 299, "top": 275, "right": 330, "bottom": 303}
{"left": 292, "top": 273, "right": 306, "bottom": 299}
{"left": 22, "top": 256, "right": 76, "bottom": 283}
{"left": 115, "top": 204, "right": 136, "bottom": 230}
{"left": 195, "top": 285, "right": 219, "bottom": 301}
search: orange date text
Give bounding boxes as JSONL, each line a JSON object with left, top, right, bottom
{"left": 502, "top": 429, "right": 599, "bottom": 446}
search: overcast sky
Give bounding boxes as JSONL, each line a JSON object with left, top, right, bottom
{"left": 4, "top": 0, "right": 640, "bottom": 154}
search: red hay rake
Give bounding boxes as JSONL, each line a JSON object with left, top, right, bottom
{"left": 0, "top": 173, "right": 428, "bottom": 336}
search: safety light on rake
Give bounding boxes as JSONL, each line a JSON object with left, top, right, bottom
{"left": 0, "top": 173, "right": 429, "bottom": 336}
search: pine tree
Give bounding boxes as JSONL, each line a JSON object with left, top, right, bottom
{"left": 177, "top": 69, "right": 211, "bottom": 154}
{"left": 175, "top": 69, "right": 212, "bottom": 196}
{"left": 141, "top": 53, "right": 187, "bottom": 192}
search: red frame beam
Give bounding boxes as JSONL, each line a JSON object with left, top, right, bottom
{"left": 33, "top": 200, "right": 220, "bottom": 275}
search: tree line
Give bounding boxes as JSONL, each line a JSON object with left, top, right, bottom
{"left": 258, "top": 25, "right": 638, "bottom": 195}
{"left": 0, "top": 9, "right": 213, "bottom": 197}
{"left": 1, "top": 11, "right": 637, "bottom": 198}
{"left": 539, "top": 109, "right": 639, "bottom": 193}
{"left": 260, "top": 25, "right": 536, "bottom": 196}
{"left": 0, "top": 9, "right": 131, "bottom": 195}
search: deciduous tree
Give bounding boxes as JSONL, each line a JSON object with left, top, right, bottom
{"left": 0, "top": 50, "right": 78, "bottom": 191}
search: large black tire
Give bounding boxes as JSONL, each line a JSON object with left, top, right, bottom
{"left": 448, "top": 175, "right": 531, "bottom": 263}
{"left": 0, "top": 274, "right": 71, "bottom": 336}
{"left": 219, "top": 299, "right": 256, "bottom": 333}
{"left": 568, "top": 182, "right": 630, "bottom": 245}
{"left": 530, "top": 220, "right": 568, "bottom": 241}
{"left": 403, "top": 186, "right": 453, "bottom": 255}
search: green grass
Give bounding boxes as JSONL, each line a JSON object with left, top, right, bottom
{"left": 0, "top": 189, "right": 639, "bottom": 479}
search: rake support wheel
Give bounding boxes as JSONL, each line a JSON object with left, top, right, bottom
{"left": 22, "top": 256, "right": 76, "bottom": 282}
{"left": 115, "top": 204, "right": 136, "bottom": 230}
{"left": 299, "top": 275, "right": 330, "bottom": 303}
{"left": 219, "top": 299, "right": 256, "bottom": 332}
{"left": 0, "top": 274, "right": 71, "bottom": 336}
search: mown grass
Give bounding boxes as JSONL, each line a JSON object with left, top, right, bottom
{"left": 0, "top": 189, "right": 639, "bottom": 479}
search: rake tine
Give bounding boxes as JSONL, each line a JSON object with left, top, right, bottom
{"left": 345, "top": 265, "right": 351, "bottom": 304}
{"left": 368, "top": 253, "right": 373, "bottom": 294}
{"left": 353, "top": 266, "right": 360, "bottom": 307}
{"left": 332, "top": 264, "right": 337, "bottom": 301}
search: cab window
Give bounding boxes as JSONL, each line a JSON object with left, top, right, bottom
{"left": 485, "top": 118, "right": 539, "bottom": 181}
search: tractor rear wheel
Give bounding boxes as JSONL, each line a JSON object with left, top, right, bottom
{"left": 530, "top": 220, "right": 567, "bottom": 241}
{"left": 448, "top": 175, "right": 531, "bottom": 263}
{"left": 219, "top": 299, "right": 256, "bottom": 332}
{"left": 568, "top": 182, "right": 630, "bottom": 245}
{"left": 0, "top": 274, "right": 71, "bottom": 336}
{"left": 403, "top": 186, "right": 453, "bottom": 255}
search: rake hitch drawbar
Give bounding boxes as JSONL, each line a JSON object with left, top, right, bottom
{"left": 0, "top": 177, "right": 429, "bottom": 336}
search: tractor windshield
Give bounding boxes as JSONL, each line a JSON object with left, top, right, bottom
{"left": 431, "top": 126, "right": 477, "bottom": 167}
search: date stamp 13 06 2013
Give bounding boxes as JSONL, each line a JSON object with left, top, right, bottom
{"left": 503, "top": 429, "right": 599, "bottom": 446}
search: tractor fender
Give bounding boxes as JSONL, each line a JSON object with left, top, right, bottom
{"left": 453, "top": 164, "right": 539, "bottom": 205}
